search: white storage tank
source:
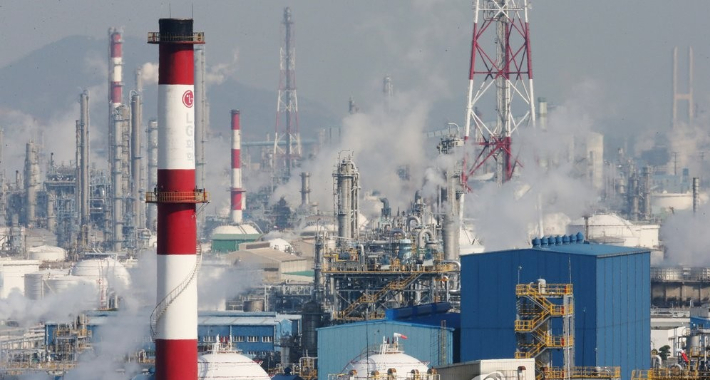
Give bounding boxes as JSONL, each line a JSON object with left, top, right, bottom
{"left": 197, "top": 341, "right": 270, "bottom": 380}
{"left": 44, "top": 275, "right": 96, "bottom": 295}
{"left": 24, "top": 269, "right": 71, "bottom": 300}
{"left": 28, "top": 245, "right": 66, "bottom": 262}
{"left": 0, "top": 259, "right": 41, "bottom": 298}
{"left": 340, "top": 334, "right": 433, "bottom": 380}
{"left": 71, "top": 257, "right": 131, "bottom": 290}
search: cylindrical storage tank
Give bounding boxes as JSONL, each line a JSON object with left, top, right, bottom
{"left": 243, "top": 299, "right": 264, "bottom": 312}
{"left": 28, "top": 245, "right": 67, "bottom": 262}
{"left": 688, "top": 334, "right": 702, "bottom": 351}
{"left": 0, "top": 259, "right": 41, "bottom": 298}
{"left": 45, "top": 275, "right": 96, "bottom": 295}
{"left": 24, "top": 272, "right": 46, "bottom": 300}
{"left": 24, "top": 269, "right": 72, "bottom": 300}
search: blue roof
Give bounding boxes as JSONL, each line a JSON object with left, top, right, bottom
{"left": 471, "top": 243, "right": 649, "bottom": 258}
{"left": 318, "top": 319, "right": 454, "bottom": 332}
{"left": 534, "top": 243, "right": 649, "bottom": 257}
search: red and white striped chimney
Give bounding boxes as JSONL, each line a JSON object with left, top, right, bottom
{"left": 148, "top": 19, "right": 205, "bottom": 380}
{"left": 108, "top": 28, "right": 123, "bottom": 109}
{"left": 231, "top": 110, "right": 245, "bottom": 224}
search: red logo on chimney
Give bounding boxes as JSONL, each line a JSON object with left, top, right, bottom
{"left": 182, "top": 90, "right": 194, "bottom": 108}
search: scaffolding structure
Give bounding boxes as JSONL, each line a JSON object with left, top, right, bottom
{"left": 515, "top": 281, "right": 574, "bottom": 379}
{"left": 515, "top": 281, "right": 621, "bottom": 380}
{"left": 324, "top": 256, "right": 458, "bottom": 322}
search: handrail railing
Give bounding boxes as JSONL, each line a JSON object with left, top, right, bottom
{"left": 146, "top": 191, "right": 209, "bottom": 204}
{"left": 150, "top": 247, "right": 203, "bottom": 338}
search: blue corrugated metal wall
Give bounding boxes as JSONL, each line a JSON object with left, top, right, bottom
{"left": 595, "top": 252, "right": 650, "bottom": 380}
{"left": 317, "top": 321, "right": 454, "bottom": 380}
{"left": 461, "top": 245, "right": 649, "bottom": 380}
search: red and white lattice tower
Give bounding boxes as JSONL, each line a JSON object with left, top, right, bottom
{"left": 273, "top": 7, "right": 301, "bottom": 184}
{"left": 147, "top": 19, "right": 207, "bottom": 380}
{"left": 462, "top": 0, "right": 535, "bottom": 184}
{"left": 231, "top": 110, "right": 245, "bottom": 224}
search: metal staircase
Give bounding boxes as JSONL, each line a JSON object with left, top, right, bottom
{"left": 515, "top": 281, "right": 574, "bottom": 380}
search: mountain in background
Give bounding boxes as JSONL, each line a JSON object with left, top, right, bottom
{"left": 0, "top": 35, "right": 340, "bottom": 144}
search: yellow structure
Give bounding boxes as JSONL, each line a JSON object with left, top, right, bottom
{"left": 515, "top": 281, "right": 574, "bottom": 380}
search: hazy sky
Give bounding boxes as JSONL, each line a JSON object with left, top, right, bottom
{"left": 1, "top": 0, "right": 708, "bottom": 135}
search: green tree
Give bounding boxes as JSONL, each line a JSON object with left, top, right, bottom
{"left": 659, "top": 345, "right": 671, "bottom": 361}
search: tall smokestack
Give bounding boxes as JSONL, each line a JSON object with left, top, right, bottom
{"left": 108, "top": 28, "right": 123, "bottom": 177}
{"left": 231, "top": 110, "right": 245, "bottom": 224}
{"left": 109, "top": 29, "right": 123, "bottom": 110}
{"left": 148, "top": 19, "right": 205, "bottom": 380}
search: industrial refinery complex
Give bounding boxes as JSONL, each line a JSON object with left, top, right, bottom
{"left": 0, "top": 2, "right": 708, "bottom": 380}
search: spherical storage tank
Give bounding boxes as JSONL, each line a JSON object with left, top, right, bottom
{"left": 198, "top": 346, "right": 270, "bottom": 380}
{"left": 341, "top": 334, "right": 433, "bottom": 380}
{"left": 70, "top": 258, "right": 131, "bottom": 308}
{"left": 70, "top": 257, "right": 131, "bottom": 289}
{"left": 130, "top": 342, "right": 271, "bottom": 380}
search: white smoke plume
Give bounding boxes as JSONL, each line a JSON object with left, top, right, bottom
{"left": 139, "top": 62, "right": 159, "bottom": 86}
{"left": 206, "top": 49, "right": 239, "bottom": 86}
{"left": 464, "top": 80, "right": 606, "bottom": 251}
{"left": 0, "top": 282, "right": 97, "bottom": 327}
{"left": 271, "top": 89, "right": 433, "bottom": 215}
{"left": 660, "top": 205, "right": 710, "bottom": 267}
{"left": 0, "top": 82, "right": 107, "bottom": 180}
{"left": 20, "top": 254, "right": 154, "bottom": 379}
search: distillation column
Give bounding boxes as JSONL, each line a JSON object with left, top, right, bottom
{"left": 24, "top": 142, "right": 39, "bottom": 227}
{"left": 334, "top": 156, "right": 359, "bottom": 247}
{"left": 131, "top": 92, "right": 144, "bottom": 230}
{"left": 230, "top": 110, "right": 245, "bottom": 224}
{"left": 146, "top": 120, "right": 158, "bottom": 231}
{"left": 300, "top": 172, "right": 310, "bottom": 206}
{"left": 78, "top": 91, "right": 91, "bottom": 247}
{"left": 148, "top": 19, "right": 205, "bottom": 380}
{"left": 112, "top": 106, "right": 129, "bottom": 251}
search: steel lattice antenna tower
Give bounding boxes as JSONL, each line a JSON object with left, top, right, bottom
{"left": 462, "top": 0, "right": 535, "bottom": 184}
{"left": 459, "top": 0, "right": 535, "bottom": 227}
{"left": 273, "top": 7, "right": 301, "bottom": 184}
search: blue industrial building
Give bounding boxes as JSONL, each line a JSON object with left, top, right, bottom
{"left": 461, "top": 238, "right": 650, "bottom": 380}
{"left": 317, "top": 320, "right": 455, "bottom": 380}
{"left": 64, "top": 310, "right": 299, "bottom": 362}
{"left": 198, "top": 311, "right": 300, "bottom": 358}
